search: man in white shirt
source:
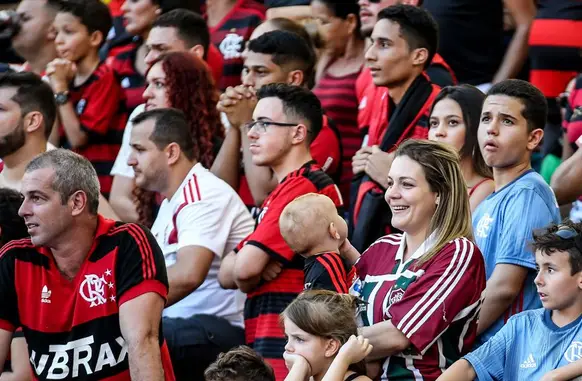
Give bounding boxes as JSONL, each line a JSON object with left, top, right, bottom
{"left": 127, "top": 108, "right": 254, "bottom": 381}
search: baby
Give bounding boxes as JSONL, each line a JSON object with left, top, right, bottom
{"left": 279, "top": 193, "right": 353, "bottom": 293}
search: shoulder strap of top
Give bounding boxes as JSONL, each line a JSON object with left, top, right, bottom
{"left": 345, "top": 373, "right": 361, "bottom": 381}
{"left": 468, "top": 178, "right": 493, "bottom": 197}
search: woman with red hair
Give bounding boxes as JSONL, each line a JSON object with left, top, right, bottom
{"left": 110, "top": 51, "right": 224, "bottom": 224}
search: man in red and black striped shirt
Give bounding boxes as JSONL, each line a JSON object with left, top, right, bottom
{"left": 218, "top": 84, "right": 343, "bottom": 381}
{"left": 206, "top": 0, "right": 265, "bottom": 91}
{"left": 0, "top": 149, "right": 175, "bottom": 381}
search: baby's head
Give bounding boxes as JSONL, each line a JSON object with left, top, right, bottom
{"left": 279, "top": 193, "right": 347, "bottom": 256}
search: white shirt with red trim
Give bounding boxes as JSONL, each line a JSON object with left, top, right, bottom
{"left": 151, "top": 163, "right": 254, "bottom": 327}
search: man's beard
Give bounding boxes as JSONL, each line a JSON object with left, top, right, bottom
{"left": 0, "top": 120, "right": 26, "bottom": 159}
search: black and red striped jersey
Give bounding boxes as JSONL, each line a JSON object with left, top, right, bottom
{"left": 208, "top": 0, "right": 265, "bottom": 91}
{"left": 529, "top": 0, "right": 582, "bottom": 123}
{"left": 235, "top": 161, "right": 343, "bottom": 380}
{"left": 0, "top": 216, "right": 175, "bottom": 381}
{"left": 60, "top": 63, "right": 127, "bottom": 198}
{"left": 105, "top": 39, "right": 145, "bottom": 115}
{"left": 303, "top": 252, "right": 352, "bottom": 294}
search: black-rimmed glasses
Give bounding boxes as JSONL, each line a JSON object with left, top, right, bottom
{"left": 244, "top": 120, "right": 299, "bottom": 134}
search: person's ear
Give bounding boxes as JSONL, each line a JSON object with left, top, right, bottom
{"left": 165, "top": 142, "right": 182, "bottom": 165}
{"left": 527, "top": 128, "right": 544, "bottom": 152}
{"left": 324, "top": 338, "right": 341, "bottom": 358}
{"left": 328, "top": 222, "right": 341, "bottom": 240}
{"left": 69, "top": 190, "right": 88, "bottom": 216}
{"left": 189, "top": 44, "right": 205, "bottom": 60}
{"left": 23, "top": 111, "right": 44, "bottom": 134}
{"left": 411, "top": 47, "right": 429, "bottom": 68}
{"left": 291, "top": 124, "right": 309, "bottom": 145}
{"left": 89, "top": 30, "right": 104, "bottom": 49}
{"left": 287, "top": 70, "right": 304, "bottom": 86}
{"left": 346, "top": 13, "right": 358, "bottom": 36}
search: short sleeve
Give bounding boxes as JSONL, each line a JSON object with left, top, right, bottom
{"left": 305, "top": 254, "right": 349, "bottom": 293}
{"left": 245, "top": 177, "right": 317, "bottom": 264}
{"left": 110, "top": 105, "right": 144, "bottom": 177}
{"left": 175, "top": 195, "right": 236, "bottom": 258}
{"left": 0, "top": 250, "right": 18, "bottom": 331}
{"left": 464, "top": 317, "right": 516, "bottom": 381}
{"left": 115, "top": 224, "right": 169, "bottom": 306}
{"left": 77, "top": 69, "right": 123, "bottom": 137}
{"left": 496, "top": 189, "right": 557, "bottom": 270}
{"left": 389, "top": 239, "right": 486, "bottom": 354}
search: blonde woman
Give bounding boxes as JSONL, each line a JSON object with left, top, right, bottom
{"left": 341, "top": 140, "right": 487, "bottom": 381}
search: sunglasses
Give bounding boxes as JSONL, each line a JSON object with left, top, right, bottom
{"left": 555, "top": 226, "right": 579, "bottom": 240}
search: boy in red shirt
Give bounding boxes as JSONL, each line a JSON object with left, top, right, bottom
{"left": 47, "top": 0, "right": 125, "bottom": 198}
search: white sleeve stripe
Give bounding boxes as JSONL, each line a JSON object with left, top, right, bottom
{"left": 405, "top": 239, "right": 475, "bottom": 338}
{"left": 397, "top": 238, "right": 472, "bottom": 335}
{"left": 397, "top": 238, "right": 465, "bottom": 331}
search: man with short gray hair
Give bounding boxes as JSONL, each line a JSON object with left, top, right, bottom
{"left": 0, "top": 149, "right": 176, "bottom": 381}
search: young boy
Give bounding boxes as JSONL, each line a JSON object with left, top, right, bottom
{"left": 204, "top": 346, "right": 275, "bottom": 381}
{"left": 47, "top": 0, "right": 125, "bottom": 198}
{"left": 279, "top": 193, "right": 352, "bottom": 294}
{"left": 437, "top": 221, "right": 582, "bottom": 381}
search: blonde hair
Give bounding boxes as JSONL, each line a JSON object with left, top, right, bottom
{"left": 279, "top": 193, "right": 337, "bottom": 254}
{"left": 394, "top": 139, "right": 473, "bottom": 264}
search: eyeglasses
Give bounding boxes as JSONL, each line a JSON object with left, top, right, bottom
{"left": 244, "top": 120, "right": 299, "bottom": 134}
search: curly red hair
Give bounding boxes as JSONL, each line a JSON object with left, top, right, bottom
{"left": 134, "top": 51, "right": 224, "bottom": 226}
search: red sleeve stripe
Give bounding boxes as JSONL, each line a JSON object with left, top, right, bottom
{"left": 316, "top": 254, "right": 348, "bottom": 293}
{"left": 397, "top": 238, "right": 474, "bottom": 338}
{"left": 192, "top": 174, "right": 202, "bottom": 201}
{"left": 110, "top": 225, "right": 156, "bottom": 279}
{"left": 0, "top": 238, "right": 34, "bottom": 258}
{"left": 183, "top": 175, "right": 202, "bottom": 204}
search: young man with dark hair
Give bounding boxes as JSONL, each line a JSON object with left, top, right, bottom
{"left": 145, "top": 8, "right": 223, "bottom": 83}
{"left": 214, "top": 30, "right": 341, "bottom": 215}
{"left": 204, "top": 346, "right": 275, "bottom": 381}
{"left": 472, "top": 79, "right": 561, "bottom": 347}
{"left": 47, "top": 0, "right": 126, "bottom": 199}
{"left": 438, "top": 221, "right": 582, "bottom": 381}
{"left": 356, "top": 0, "right": 456, "bottom": 139}
{"left": 128, "top": 109, "right": 254, "bottom": 380}
{"left": 350, "top": 4, "right": 441, "bottom": 252}
{"left": 0, "top": 149, "right": 175, "bottom": 381}
{"left": 218, "top": 84, "right": 343, "bottom": 380}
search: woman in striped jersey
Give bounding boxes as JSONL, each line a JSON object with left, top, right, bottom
{"left": 340, "top": 139, "right": 487, "bottom": 381}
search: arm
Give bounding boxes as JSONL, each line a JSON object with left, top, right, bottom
{"left": 551, "top": 148, "right": 582, "bottom": 205}
{"left": 0, "top": 337, "right": 31, "bottom": 381}
{"left": 362, "top": 146, "right": 394, "bottom": 189}
{"left": 359, "top": 320, "right": 410, "bottom": 360}
{"left": 210, "top": 124, "right": 242, "bottom": 191}
{"left": 266, "top": 6, "right": 312, "bottom": 20}
{"left": 109, "top": 176, "right": 139, "bottom": 222}
{"left": 98, "top": 194, "right": 120, "bottom": 221}
{"left": 218, "top": 251, "right": 238, "bottom": 289}
{"left": 119, "top": 293, "right": 165, "bottom": 381}
{"left": 166, "top": 246, "right": 214, "bottom": 306}
{"left": 469, "top": 180, "right": 495, "bottom": 213}
{"left": 234, "top": 244, "right": 271, "bottom": 293}
{"left": 435, "top": 359, "right": 476, "bottom": 381}
{"left": 0, "top": 330, "right": 13, "bottom": 374}
{"left": 540, "top": 359, "right": 582, "bottom": 381}
{"left": 54, "top": 98, "right": 89, "bottom": 149}
{"left": 321, "top": 335, "right": 373, "bottom": 381}
{"left": 476, "top": 263, "right": 528, "bottom": 335}
{"left": 493, "top": 0, "right": 536, "bottom": 83}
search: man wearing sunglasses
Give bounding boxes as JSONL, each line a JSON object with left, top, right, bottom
{"left": 218, "top": 83, "right": 343, "bottom": 381}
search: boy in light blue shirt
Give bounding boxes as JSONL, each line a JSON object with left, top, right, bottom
{"left": 470, "top": 79, "right": 560, "bottom": 346}
{"left": 437, "top": 221, "right": 582, "bottom": 381}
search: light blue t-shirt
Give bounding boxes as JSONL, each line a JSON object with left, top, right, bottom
{"left": 472, "top": 170, "right": 560, "bottom": 345}
{"left": 465, "top": 309, "right": 582, "bottom": 380}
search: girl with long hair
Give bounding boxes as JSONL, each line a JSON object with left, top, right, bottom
{"left": 428, "top": 85, "right": 494, "bottom": 211}
{"left": 340, "top": 140, "right": 487, "bottom": 381}
{"left": 110, "top": 51, "right": 223, "bottom": 224}
{"left": 282, "top": 290, "right": 372, "bottom": 381}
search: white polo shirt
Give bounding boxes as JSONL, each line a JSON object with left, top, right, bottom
{"left": 151, "top": 163, "right": 254, "bottom": 327}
